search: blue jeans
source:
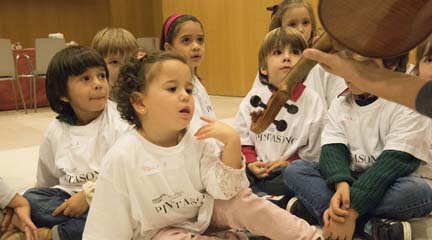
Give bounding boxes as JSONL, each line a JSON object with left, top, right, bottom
{"left": 24, "top": 188, "right": 87, "bottom": 240}
{"left": 283, "top": 160, "right": 432, "bottom": 226}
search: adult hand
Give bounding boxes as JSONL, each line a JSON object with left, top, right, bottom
{"left": 52, "top": 191, "right": 88, "bottom": 218}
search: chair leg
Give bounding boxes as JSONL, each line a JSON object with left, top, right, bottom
{"left": 33, "top": 75, "right": 37, "bottom": 112}
{"left": 14, "top": 78, "right": 27, "bottom": 114}
{"left": 11, "top": 79, "right": 18, "bottom": 111}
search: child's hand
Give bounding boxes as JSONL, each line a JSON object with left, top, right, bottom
{"left": 266, "top": 159, "right": 289, "bottom": 173}
{"left": 3, "top": 194, "right": 39, "bottom": 240}
{"left": 195, "top": 117, "right": 238, "bottom": 145}
{"left": 323, "top": 208, "right": 355, "bottom": 240}
{"left": 328, "top": 182, "right": 350, "bottom": 223}
{"left": 52, "top": 191, "right": 89, "bottom": 218}
{"left": 247, "top": 162, "right": 269, "bottom": 178}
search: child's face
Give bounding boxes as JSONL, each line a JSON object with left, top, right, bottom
{"left": 419, "top": 55, "right": 432, "bottom": 80}
{"left": 105, "top": 52, "right": 124, "bottom": 86}
{"left": 345, "top": 55, "right": 384, "bottom": 95}
{"left": 281, "top": 6, "right": 312, "bottom": 43}
{"left": 64, "top": 67, "right": 109, "bottom": 125}
{"left": 139, "top": 60, "right": 194, "bottom": 132}
{"left": 261, "top": 45, "right": 302, "bottom": 85}
{"left": 165, "top": 21, "right": 205, "bottom": 69}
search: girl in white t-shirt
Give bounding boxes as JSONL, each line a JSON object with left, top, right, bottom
{"left": 159, "top": 14, "right": 216, "bottom": 133}
{"left": 23, "top": 46, "right": 131, "bottom": 240}
{"left": 234, "top": 27, "right": 327, "bottom": 205}
{"left": 83, "top": 51, "right": 321, "bottom": 240}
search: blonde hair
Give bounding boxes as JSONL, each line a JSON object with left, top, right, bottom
{"left": 91, "top": 27, "right": 139, "bottom": 59}
{"left": 268, "top": 0, "right": 316, "bottom": 46}
{"left": 258, "top": 27, "right": 307, "bottom": 76}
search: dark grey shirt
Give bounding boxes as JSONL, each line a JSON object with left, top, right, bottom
{"left": 416, "top": 80, "right": 432, "bottom": 117}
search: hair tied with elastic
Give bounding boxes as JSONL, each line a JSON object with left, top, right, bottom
{"left": 266, "top": 4, "right": 279, "bottom": 17}
{"left": 136, "top": 51, "right": 146, "bottom": 60}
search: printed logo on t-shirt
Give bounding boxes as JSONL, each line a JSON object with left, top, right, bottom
{"left": 350, "top": 152, "right": 377, "bottom": 172}
{"left": 62, "top": 169, "right": 99, "bottom": 184}
{"left": 206, "top": 105, "right": 213, "bottom": 114}
{"left": 256, "top": 132, "right": 297, "bottom": 145}
{"left": 152, "top": 191, "right": 206, "bottom": 214}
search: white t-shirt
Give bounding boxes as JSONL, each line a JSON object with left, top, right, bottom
{"left": 0, "top": 177, "right": 16, "bottom": 209}
{"left": 233, "top": 84, "right": 327, "bottom": 162}
{"left": 322, "top": 96, "right": 432, "bottom": 181}
{"left": 190, "top": 75, "right": 216, "bottom": 133}
{"left": 83, "top": 130, "right": 249, "bottom": 240}
{"left": 251, "top": 64, "right": 346, "bottom": 109}
{"left": 36, "top": 101, "right": 131, "bottom": 195}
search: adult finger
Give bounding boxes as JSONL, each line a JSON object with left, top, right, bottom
{"left": 303, "top": 49, "right": 335, "bottom": 65}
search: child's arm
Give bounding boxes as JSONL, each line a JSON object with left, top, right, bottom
{"left": 349, "top": 150, "right": 420, "bottom": 217}
{"left": 1, "top": 179, "right": 38, "bottom": 240}
{"left": 195, "top": 117, "right": 242, "bottom": 169}
{"left": 319, "top": 144, "right": 355, "bottom": 188}
{"left": 195, "top": 117, "right": 249, "bottom": 199}
{"left": 36, "top": 136, "right": 60, "bottom": 187}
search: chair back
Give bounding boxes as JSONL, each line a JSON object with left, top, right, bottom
{"left": 137, "top": 37, "right": 160, "bottom": 51}
{"left": 0, "top": 39, "right": 16, "bottom": 78}
{"left": 34, "top": 38, "right": 66, "bottom": 75}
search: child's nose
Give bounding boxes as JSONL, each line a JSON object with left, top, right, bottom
{"left": 192, "top": 42, "right": 200, "bottom": 50}
{"left": 179, "top": 90, "right": 190, "bottom": 101}
{"left": 93, "top": 77, "right": 105, "bottom": 89}
{"left": 283, "top": 52, "right": 291, "bottom": 61}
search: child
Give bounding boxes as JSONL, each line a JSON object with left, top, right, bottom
{"left": 82, "top": 51, "right": 321, "bottom": 240}
{"left": 91, "top": 27, "right": 139, "bottom": 95}
{"left": 233, "top": 27, "right": 327, "bottom": 204}
{"left": 283, "top": 54, "right": 432, "bottom": 240}
{"left": 268, "top": 0, "right": 316, "bottom": 47}
{"left": 23, "top": 46, "right": 131, "bottom": 240}
{"left": 413, "top": 34, "right": 432, "bottom": 80}
{"left": 0, "top": 177, "right": 39, "bottom": 240}
{"left": 160, "top": 14, "right": 216, "bottom": 132}
{"left": 252, "top": 0, "right": 347, "bottom": 109}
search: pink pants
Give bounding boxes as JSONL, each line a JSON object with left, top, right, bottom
{"left": 152, "top": 189, "right": 320, "bottom": 240}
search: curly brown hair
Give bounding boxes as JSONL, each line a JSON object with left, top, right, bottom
{"left": 113, "top": 51, "right": 189, "bottom": 129}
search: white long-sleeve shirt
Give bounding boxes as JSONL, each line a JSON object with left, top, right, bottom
{"left": 36, "top": 101, "right": 131, "bottom": 195}
{"left": 83, "top": 130, "right": 249, "bottom": 240}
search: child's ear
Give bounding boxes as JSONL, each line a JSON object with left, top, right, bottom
{"left": 164, "top": 42, "right": 171, "bottom": 51}
{"left": 130, "top": 92, "right": 147, "bottom": 115}
{"left": 259, "top": 66, "right": 269, "bottom": 76}
{"left": 60, "top": 96, "right": 69, "bottom": 102}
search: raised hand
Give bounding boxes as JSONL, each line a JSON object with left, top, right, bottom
{"left": 194, "top": 116, "right": 238, "bottom": 145}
